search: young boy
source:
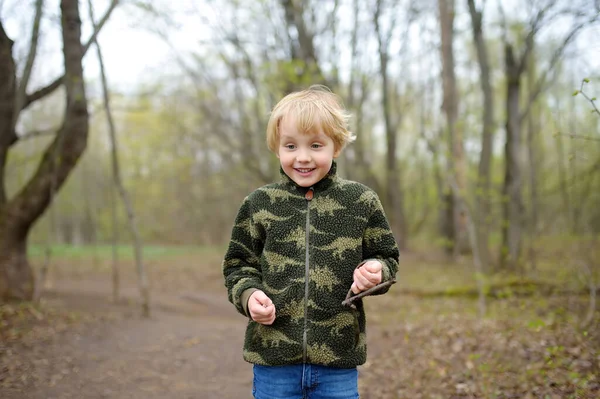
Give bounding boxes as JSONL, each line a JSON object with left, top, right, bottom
{"left": 223, "top": 85, "right": 399, "bottom": 398}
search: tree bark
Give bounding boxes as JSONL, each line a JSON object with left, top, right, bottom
{"left": 526, "top": 60, "right": 539, "bottom": 272}
{"left": 500, "top": 43, "right": 525, "bottom": 270}
{"left": 374, "top": 0, "right": 407, "bottom": 250}
{"left": 353, "top": 76, "right": 381, "bottom": 194}
{"left": 439, "top": 0, "right": 469, "bottom": 256}
{"left": 555, "top": 102, "right": 572, "bottom": 232}
{"left": 346, "top": 0, "right": 380, "bottom": 192}
{"left": 0, "top": 218, "right": 33, "bottom": 299}
{"left": 467, "top": 0, "right": 493, "bottom": 271}
{"left": 0, "top": 23, "right": 17, "bottom": 205}
{"left": 0, "top": 0, "right": 89, "bottom": 301}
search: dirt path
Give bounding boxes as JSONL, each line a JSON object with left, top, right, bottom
{"left": 7, "top": 273, "right": 597, "bottom": 398}
{"left": 2, "top": 277, "right": 398, "bottom": 399}
{"left": 2, "top": 281, "right": 254, "bottom": 399}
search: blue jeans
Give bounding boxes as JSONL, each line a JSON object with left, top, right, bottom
{"left": 252, "top": 364, "right": 359, "bottom": 399}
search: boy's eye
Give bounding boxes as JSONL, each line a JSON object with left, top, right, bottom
{"left": 311, "top": 143, "right": 322, "bottom": 149}
{"left": 285, "top": 144, "right": 296, "bottom": 150}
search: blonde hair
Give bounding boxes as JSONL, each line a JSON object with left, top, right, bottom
{"left": 266, "top": 85, "right": 355, "bottom": 153}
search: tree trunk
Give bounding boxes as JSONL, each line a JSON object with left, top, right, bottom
{"left": 526, "top": 113, "right": 539, "bottom": 271}
{"left": 526, "top": 58, "right": 539, "bottom": 272}
{"left": 374, "top": 0, "right": 407, "bottom": 250}
{"left": 345, "top": 0, "right": 379, "bottom": 190}
{"left": 353, "top": 77, "right": 381, "bottom": 194}
{"left": 500, "top": 43, "right": 524, "bottom": 270}
{"left": 0, "top": 23, "right": 17, "bottom": 205}
{"left": 467, "top": 0, "right": 493, "bottom": 271}
{"left": 0, "top": 0, "right": 89, "bottom": 301}
{"left": 439, "top": 0, "right": 469, "bottom": 256}
{"left": 555, "top": 106, "right": 572, "bottom": 231}
{"left": 438, "top": 0, "right": 455, "bottom": 255}
{"left": 0, "top": 222, "right": 33, "bottom": 299}
{"left": 88, "top": 0, "right": 149, "bottom": 316}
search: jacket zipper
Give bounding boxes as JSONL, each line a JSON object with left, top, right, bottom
{"left": 302, "top": 187, "right": 313, "bottom": 363}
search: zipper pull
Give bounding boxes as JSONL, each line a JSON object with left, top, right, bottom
{"left": 305, "top": 187, "right": 314, "bottom": 201}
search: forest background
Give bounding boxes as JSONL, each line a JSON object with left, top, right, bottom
{"left": 1, "top": 0, "right": 600, "bottom": 397}
{"left": 6, "top": 0, "right": 600, "bottom": 271}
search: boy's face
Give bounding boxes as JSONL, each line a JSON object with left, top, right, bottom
{"left": 277, "top": 116, "right": 340, "bottom": 188}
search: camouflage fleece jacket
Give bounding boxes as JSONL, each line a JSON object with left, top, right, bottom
{"left": 222, "top": 162, "right": 399, "bottom": 368}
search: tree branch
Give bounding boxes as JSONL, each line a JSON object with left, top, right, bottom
{"left": 520, "top": 15, "right": 597, "bottom": 122}
{"left": 12, "top": 0, "right": 43, "bottom": 130}
{"left": 577, "top": 79, "right": 600, "bottom": 116}
{"left": 21, "top": 0, "right": 119, "bottom": 111}
{"left": 10, "top": 0, "right": 89, "bottom": 230}
{"left": 342, "top": 279, "right": 396, "bottom": 309}
{"left": 517, "top": 5, "right": 553, "bottom": 75}
{"left": 88, "top": 0, "right": 149, "bottom": 317}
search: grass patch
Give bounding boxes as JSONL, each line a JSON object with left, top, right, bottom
{"left": 398, "top": 255, "right": 591, "bottom": 297}
{"left": 28, "top": 243, "right": 225, "bottom": 261}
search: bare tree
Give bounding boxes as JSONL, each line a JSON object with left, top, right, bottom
{"left": 498, "top": 0, "right": 598, "bottom": 269}
{"left": 500, "top": 32, "right": 528, "bottom": 270}
{"left": 373, "top": 0, "right": 412, "bottom": 250}
{"left": 343, "top": 0, "right": 379, "bottom": 191}
{"left": 525, "top": 56, "right": 540, "bottom": 272}
{"left": 467, "top": 0, "right": 494, "bottom": 271}
{"left": 0, "top": 0, "right": 119, "bottom": 301}
{"left": 88, "top": 0, "right": 149, "bottom": 315}
{"left": 439, "top": 0, "right": 469, "bottom": 256}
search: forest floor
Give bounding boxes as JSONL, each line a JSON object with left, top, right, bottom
{"left": 1, "top": 246, "right": 599, "bottom": 399}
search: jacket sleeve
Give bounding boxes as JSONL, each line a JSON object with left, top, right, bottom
{"left": 222, "top": 196, "right": 265, "bottom": 316}
{"left": 361, "top": 191, "right": 400, "bottom": 296}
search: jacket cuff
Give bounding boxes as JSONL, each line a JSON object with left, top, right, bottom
{"left": 381, "top": 259, "right": 393, "bottom": 283}
{"left": 360, "top": 258, "right": 393, "bottom": 283}
{"left": 360, "top": 258, "right": 396, "bottom": 297}
{"left": 240, "top": 288, "right": 259, "bottom": 317}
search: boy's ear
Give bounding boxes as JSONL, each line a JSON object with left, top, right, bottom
{"left": 333, "top": 147, "right": 341, "bottom": 158}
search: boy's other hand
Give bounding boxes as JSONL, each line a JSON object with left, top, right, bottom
{"left": 351, "top": 260, "right": 383, "bottom": 294}
{"left": 248, "top": 290, "right": 276, "bottom": 325}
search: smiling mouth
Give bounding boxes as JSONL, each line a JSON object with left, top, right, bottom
{"left": 295, "top": 168, "right": 315, "bottom": 173}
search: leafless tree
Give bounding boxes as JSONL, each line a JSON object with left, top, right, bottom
{"left": 373, "top": 0, "right": 411, "bottom": 250}
{"left": 0, "top": 0, "right": 119, "bottom": 300}
{"left": 497, "top": 0, "right": 598, "bottom": 270}
{"left": 466, "top": 0, "right": 494, "bottom": 271}
{"left": 88, "top": 0, "right": 149, "bottom": 315}
{"left": 439, "top": 0, "right": 469, "bottom": 257}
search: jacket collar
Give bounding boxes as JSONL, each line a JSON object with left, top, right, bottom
{"left": 280, "top": 161, "right": 338, "bottom": 194}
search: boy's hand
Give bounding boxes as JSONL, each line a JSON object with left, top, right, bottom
{"left": 248, "top": 290, "right": 276, "bottom": 325}
{"left": 351, "top": 260, "right": 383, "bottom": 294}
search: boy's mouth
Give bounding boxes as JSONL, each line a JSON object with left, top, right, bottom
{"left": 295, "top": 168, "right": 315, "bottom": 174}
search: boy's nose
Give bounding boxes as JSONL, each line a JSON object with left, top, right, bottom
{"left": 296, "top": 149, "right": 311, "bottom": 162}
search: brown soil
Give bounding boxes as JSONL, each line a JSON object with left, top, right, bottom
{"left": 1, "top": 278, "right": 253, "bottom": 399}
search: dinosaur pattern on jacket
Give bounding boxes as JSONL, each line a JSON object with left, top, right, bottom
{"left": 222, "top": 162, "right": 399, "bottom": 368}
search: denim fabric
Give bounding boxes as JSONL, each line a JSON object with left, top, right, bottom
{"left": 252, "top": 364, "right": 359, "bottom": 399}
